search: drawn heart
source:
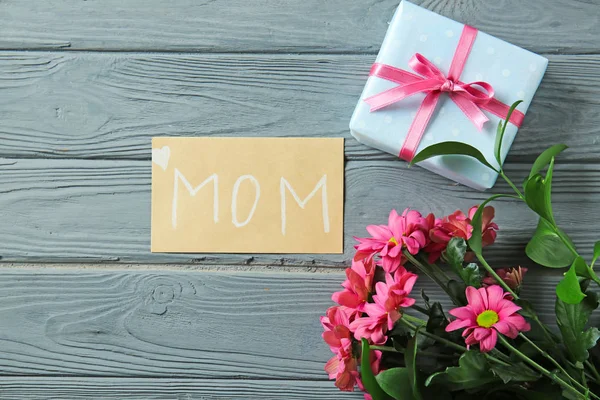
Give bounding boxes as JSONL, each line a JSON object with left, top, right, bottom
{"left": 152, "top": 146, "right": 170, "bottom": 171}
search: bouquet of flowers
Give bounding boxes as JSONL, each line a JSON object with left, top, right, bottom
{"left": 322, "top": 103, "right": 600, "bottom": 399}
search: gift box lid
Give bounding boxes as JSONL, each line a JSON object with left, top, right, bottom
{"left": 349, "top": 1, "right": 548, "bottom": 190}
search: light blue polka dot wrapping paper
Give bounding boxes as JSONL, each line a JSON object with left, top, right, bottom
{"left": 349, "top": 1, "right": 548, "bottom": 190}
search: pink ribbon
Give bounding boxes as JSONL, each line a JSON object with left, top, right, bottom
{"left": 364, "top": 25, "right": 525, "bottom": 161}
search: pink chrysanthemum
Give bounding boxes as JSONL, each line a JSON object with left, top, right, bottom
{"left": 332, "top": 257, "right": 376, "bottom": 312}
{"left": 354, "top": 209, "right": 428, "bottom": 273}
{"left": 321, "top": 306, "right": 381, "bottom": 392}
{"left": 446, "top": 285, "right": 531, "bottom": 352}
{"left": 350, "top": 267, "right": 418, "bottom": 345}
{"left": 425, "top": 206, "right": 498, "bottom": 262}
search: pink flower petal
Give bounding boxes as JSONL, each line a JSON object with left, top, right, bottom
{"left": 477, "top": 287, "right": 489, "bottom": 309}
{"left": 325, "top": 355, "right": 340, "bottom": 378}
{"left": 465, "top": 286, "right": 486, "bottom": 314}
{"left": 449, "top": 306, "right": 476, "bottom": 321}
{"left": 332, "top": 290, "right": 361, "bottom": 309}
{"left": 446, "top": 318, "right": 473, "bottom": 332}
{"left": 497, "top": 304, "right": 522, "bottom": 319}
{"left": 486, "top": 285, "right": 504, "bottom": 310}
{"left": 473, "top": 327, "right": 491, "bottom": 341}
{"left": 366, "top": 224, "right": 392, "bottom": 240}
{"left": 409, "top": 230, "right": 427, "bottom": 248}
{"left": 388, "top": 244, "right": 401, "bottom": 258}
{"left": 381, "top": 256, "right": 400, "bottom": 273}
{"left": 400, "top": 274, "right": 418, "bottom": 294}
{"left": 503, "top": 315, "right": 531, "bottom": 334}
{"left": 493, "top": 320, "right": 519, "bottom": 338}
{"left": 388, "top": 210, "right": 404, "bottom": 238}
{"left": 479, "top": 329, "right": 498, "bottom": 352}
{"left": 404, "top": 237, "right": 421, "bottom": 255}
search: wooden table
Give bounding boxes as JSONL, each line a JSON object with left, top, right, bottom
{"left": 1, "top": 1, "right": 599, "bottom": 398}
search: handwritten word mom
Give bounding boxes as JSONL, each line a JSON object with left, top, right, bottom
{"left": 171, "top": 169, "right": 330, "bottom": 234}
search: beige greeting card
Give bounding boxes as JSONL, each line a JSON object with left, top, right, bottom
{"left": 151, "top": 137, "right": 344, "bottom": 253}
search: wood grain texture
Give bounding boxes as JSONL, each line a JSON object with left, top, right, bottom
{"left": 0, "top": 53, "right": 598, "bottom": 162}
{"left": 0, "top": 158, "right": 598, "bottom": 266}
{"left": 0, "top": 377, "right": 360, "bottom": 399}
{"left": 0, "top": 267, "right": 585, "bottom": 379}
{"left": 0, "top": 0, "right": 598, "bottom": 53}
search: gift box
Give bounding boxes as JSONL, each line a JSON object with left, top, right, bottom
{"left": 349, "top": 1, "right": 548, "bottom": 190}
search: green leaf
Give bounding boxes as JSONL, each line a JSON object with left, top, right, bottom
{"left": 375, "top": 368, "right": 413, "bottom": 400}
{"left": 524, "top": 157, "right": 556, "bottom": 225}
{"left": 425, "top": 302, "right": 448, "bottom": 334}
{"left": 529, "top": 144, "right": 568, "bottom": 179}
{"left": 526, "top": 218, "right": 576, "bottom": 268}
{"left": 556, "top": 291, "right": 600, "bottom": 363}
{"left": 461, "top": 263, "right": 483, "bottom": 288}
{"left": 489, "top": 362, "right": 540, "bottom": 384}
{"left": 425, "top": 351, "right": 497, "bottom": 390}
{"left": 556, "top": 257, "right": 587, "bottom": 304}
{"left": 494, "top": 100, "right": 523, "bottom": 166}
{"left": 442, "top": 237, "right": 467, "bottom": 273}
{"left": 468, "top": 194, "right": 508, "bottom": 254}
{"left": 442, "top": 238, "right": 482, "bottom": 287}
{"left": 410, "top": 141, "right": 498, "bottom": 172}
{"left": 361, "top": 339, "right": 390, "bottom": 400}
{"left": 592, "top": 241, "right": 600, "bottom": 268}
{"left": 420, "top": 289, "right": 431, "bottom": 310}
{"left": 404, "top": 329, "right": 422, "bottom": 400}
{"left": 447, "top": 280, "right": 467, "bottom": 306}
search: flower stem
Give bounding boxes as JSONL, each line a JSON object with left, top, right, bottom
{"left": 586, "top": 360, "right": 600, "bottom": 384}
{"left": 369, "top": 345, "right": 400, "bottom": 353}
{"left": 474, "top": 251, "right": 519, "bottom": 299}
{"left": 369, "top": 345, "right": 458, "bottom": 360}
{"left": 410, "top": 304, "right": 430, "bottom": 316}
{"left": 419, "top": 254, "right": 452, "bottom": 282}
{"left": 403, "top": 251, "right": 461, "bottom": 305}
{"left": 400, "top": 318, "right": 511, "bottom": 367}
{"left": 399, "top": 318, "right": 466, "bottom": 353}
{"left": 519, "top": 333, "right": 591, "bottom": 395}
{"left": 499, "top": 335, "right": 593, "bottom": 400}
{"left": 499, "top": 171, "right": 525, "bottom": 200}
{"left": 402, "top": 313, "right": 427, "bottom": 326}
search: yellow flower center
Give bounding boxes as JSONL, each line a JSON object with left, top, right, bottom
{"left": 389, "top": 237, "right": 399, "bottom": 245}
{"left": 476, "top": 310, "right": 499, "bottom": 328}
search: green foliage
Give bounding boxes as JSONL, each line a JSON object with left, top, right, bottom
{"left": 360, "top": 339, "right": 390, "bottom": 400}
{"left": 447, "top": 279, "right": 467, "bottom": 306}
{"left": 405, "top": 330, "right": 422, "bottom": 400}
{"left": 556, "top": 291, "right": 600, "bottom": 363}
{"left": 443, "top": 237, "right": 467, "bottom": 271}
{"left": 494, "top": 100, "right": 523, "bottom": 166}
{"left": 529, "top": 144, "right": 568, "bottom": 179}
{"left": 410, "top": 141, "right": 497, "bottom": 172}
{"left": 592, "top": 241, "right": 600, "bottom": 268}
{"left": 375, "top": 368, "right": 413, "bottom": 400}
{"left": 556, "top": 257, "right": 587, "bottom": 304}
{"left": 461, "top": 263, "right": 483, "bottom": 288}
{"left": 426, "top": 351, "right": 498, "bottom": 390}
{"left": 489, "top": 362, "right": 540, "bottom": 384}
{"left": 524, "top": 157, "right": 555, "bottom": 224}
{"left": 443, "top": 237, "right": 482, "bottom": 288}
{"left": 468, "top": 194, "right": 508, "bottom": 254}
{"left": 526, "top": 218, "right": 576, "bottom": 268}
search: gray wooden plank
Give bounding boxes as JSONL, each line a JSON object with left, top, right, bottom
{"left": 0, "top": 0, "right": 597, "bottom": 53}
{"left": 0, "top": 377, "right": 360, "bottom": 399}
{"left": 0, "top": 267, "right": 582, "bottom": 379}
{"left": 0, "top": 158, "right": 597, "bottom": 266}
{"left": 0, "top": 53, "right": 598, "bottom": 162}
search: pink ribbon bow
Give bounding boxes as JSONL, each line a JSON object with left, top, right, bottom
{"left": 364, "top": 25, "right": 525, "bottom": 161}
